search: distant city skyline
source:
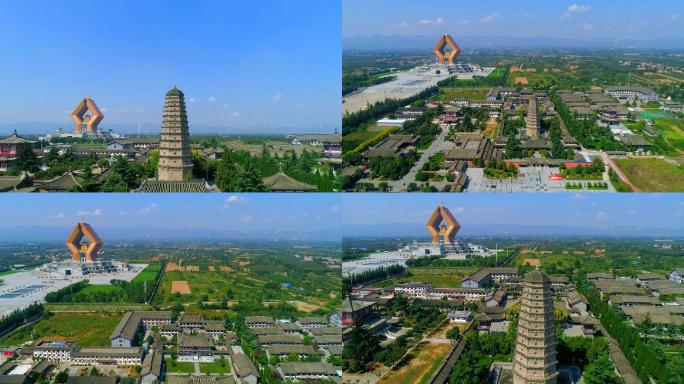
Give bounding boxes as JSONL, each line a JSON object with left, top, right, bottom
{"left": 344, "top": 1, "right": 684, "bottom": 41}
{"left": 0, "top": 194, "right": 341, "bottom": 237}
{"left": 342, "top": 194, "right": 684, "bottom": 232}
{"left": 0, "top": 1, "right": 340, "bottom": 133}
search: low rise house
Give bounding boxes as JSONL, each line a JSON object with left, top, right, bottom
{"left": 178, "top": 314, "right": 205, "bottom": 331}
{"left": 296, "top": 317, "right": 328, "bottom": 329}
{"left": 178, "top": 334, "right": 213, "bottom": 358}
{"left": 256, "top": 334, "right": 303, "bottom": 346}
{"left": 244, "top": 316, "right": 275, "bottom": 329}
{"left": 277, "top": 362, "right": 340, "bottom": 382}
{"left": 565, "top": 291, "right": 589, "bottom": 314}
{"left": 265, "top": 345, "right": 317, "bottom": 360}
{"left": 230, "top": 348, "right": 259, "bottom": 384}
{"left": 448, "top": 310, "right": 472, "bottom": 323}
{"left": 72, "top": 347, "right": 142, "bottom": 366}
{"left": 669, "top": 268, "right": 684, "bottom": 284}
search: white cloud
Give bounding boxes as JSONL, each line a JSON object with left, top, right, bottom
{"left": 455, "top": 20, "right": 470, "bottom": 26}
{"left": 399, "top": 22, "right": 409, "bottom": 27}
{"left": 418, "top": 17, "right": 444, "bottom": 25}
{"left": 222, "top": 103, "right": 230, "bottom": 109}
{"left": 77, "top": 208, "right": 102, "bottom": 217}
{"left": 230, "top": 112, "right": 240, "bottom": 119}
{"left": 455, "top": 206, "right": 465, "bottom": 213}
{"left": 329, "top": 205, "right": 340, "bottom": 213}
{"left": 571, "top": 193, "right": 585, "bottom": 202}
{"left": 47, "top": 213, "right": 66, "bottom": 220}
{"left": 189, "top": 98, "right": 196, "bottom": 103}
{"left": 595, "top": 211, "right": 610, "bottom": 221}
{"left": 670, "top": 14, "right": 680, "bottom": 21}
{"left": 137, "top": 204, "right": 157, "bottom": 215}
{"left": 207, "top": 96, "right": 216, "bottom": 103}
{"left": 222, "top": 195, "right": 244, "bottom": 208}
{"left": 480, "top": 12, "right": 499, "bottom": 24}
{"left": 562, "top": 4, "right": 590, "bottom": 18}
{"left": 272, "top": 94, "right": 283, "bottom": 102}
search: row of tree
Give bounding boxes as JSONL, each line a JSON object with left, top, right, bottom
{"left": 577, "top": 277, "right": 684, "bottom": 383}
{"left": 0, "top": 302, "right": 44, "bottom": 336}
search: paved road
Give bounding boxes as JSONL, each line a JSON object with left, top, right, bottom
{"left": 194, "top": 362, "right": 200, "bottom": 376}
{"left": 583, "top": 148, "right": 640, "bottom": 192}
{"left": 388, "top": 127, "right": 453, "bottom": 191}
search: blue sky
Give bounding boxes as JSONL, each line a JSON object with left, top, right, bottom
{"left": 342, "top": 193, "right": 684, "bottom": 230}
{"left": 0, "top": 194, "right": 341, "bottom": 233}
{"left": 344, "top": 1, "right": 684, "bottom": 39}
{"left": 0, "top": 0, "right": 340, "bottom": 132}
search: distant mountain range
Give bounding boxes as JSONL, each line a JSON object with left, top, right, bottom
{"left": 342, "top": 222, "right": 684, "bottom": 239}
{"left": 343, "top": 35, "right": 684, "bottom": 51}
{"left": 0, "top": 226, "right": 342, "bottom": 243}
{"left": 0, "top": 122, "right": 339, "bottom": 136}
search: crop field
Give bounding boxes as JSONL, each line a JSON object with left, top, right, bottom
{"left": 132, "top": 263, "right": 162, "bottom": 284}
{"left": 153, "top": 245, "right": 341, "bottom": 315}
{"left": 0, "top": 312, "right": 121, "bottom": 347}
{"left": 615, "top": 158, "right": 684, "bottom": 192}
{"left": 378, "top": 342, "right": 452, "bottom": 384}
{"left": 512, "top": 248, "right": 613, "bottom": 273}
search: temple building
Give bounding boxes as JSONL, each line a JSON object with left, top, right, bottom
{"left": 0, "top": 130, "right": 32, "bottom": 172}
{"left": 137, "top": 87, "right": 213, "bottom": 192}
{"left": 512, "top": 269, "right": 559, "bottom": 384}
{"left": 526, "top": 98, "right": 540, "bottom": 139}
{"left": 158, "top": 87, "right": 192, "bottom": 182}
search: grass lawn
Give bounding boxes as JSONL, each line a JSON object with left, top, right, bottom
{"left": 433, "top": 87, "right": 487, "bottom": 102}
{"left": 377, "top": 267, "right": 474, "bottom": 288}
{"left": 165, "top": 358, "right": 196, "bottom": 374}
{"left": 79, "top": 284, "right": 125, "bottom": 296}
{"left": 378, "top": 342, "right": 451, "bottom": 384}
{"left": 615, "top": 158, "right": 684, "bottom": 192}
{"left": 0, "top": 312, "right": 121, "bottom": 347}
{"left": 200, "top": 359, "right": 231, "bottom": 375}
{"left": 343, "top": 126, "right": 387, "bottom": 151}
{"left": 132, "top": 263, "right": 161, "bottom": 284}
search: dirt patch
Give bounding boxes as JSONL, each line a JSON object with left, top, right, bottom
{"left": 235, "top": 258, "right": 251, "bottom": 266}
{"left": 290, "top": 301, "right": 321, "bottom": 313}
{"left": 379, "top": 342, "right": 452, "bottom": 384}
{"left": 515, "top": 76, "right": 529, "bottom": 85}
{"left": 165, "top": 262, "right": 180, "bottom": 272}
{"left": 184, "top": 265, "right": 199, "bottom": 272}
{"left": 171, "top": 281, "right": 191, "bottom": 294}
{"left": 208, "top": 266, "right": 216, "bottom": 271}
{"left": 219, "top": 266, "right": 235, "bottom": 272}
{"left": 523, "top": 258, "right": 541, "bottom": 267}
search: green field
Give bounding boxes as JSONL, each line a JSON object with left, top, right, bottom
{"left": 615, "top": 158, "right": 684, "bottom": 192}
{"left": 0, "top": 312, "right": 121, "bottom": 347}
{"left": 375, "top": 267, "right": 474, "bottom": 288}
{"left": 132, "top": 263, "right": 162, "bottom": 284}
{"left": 200, "top": 359, "right": 231, "bottom": 375}
{"left": 45, "top": 303, "right": 152, "bottom": 312}
{"left": 79, "top": 284, "right": 125, "bottom": 296}
{"left": 165, "top": 358, "right": 196, "bottom": 374}
{"left": 640, "top": 111, "right": 673, "bottom": 120}
{"left": 432, "top": 87, "right": 487, "bottom": 101}
{"left": 342, "top": 125, "right": 387, "bottom": 152}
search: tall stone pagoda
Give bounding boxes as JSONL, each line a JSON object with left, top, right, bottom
{"left": 512, "top": 269, "right": 559, "bottom": 384}
{"left": 526, "top": 97, "right": 540, "bottom": 139}
{"left": 158, "top": 86, "right": 192, "bottom": 182}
